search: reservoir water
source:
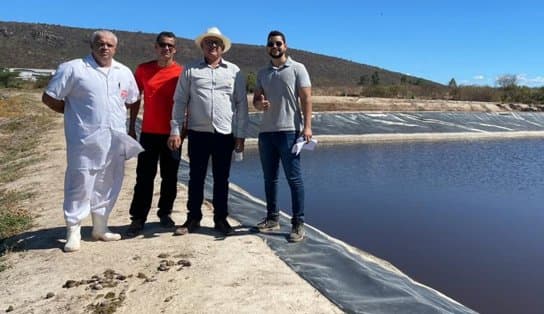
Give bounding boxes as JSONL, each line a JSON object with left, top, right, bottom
{"left": 229, "top": 138, "right": 544, "bottom": 314}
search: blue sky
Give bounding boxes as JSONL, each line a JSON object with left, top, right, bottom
{"left": 1, "top": 0, "right": 543, "bottom": 87}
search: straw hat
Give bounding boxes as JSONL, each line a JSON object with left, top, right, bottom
{"left": 195, "top": 27, "right": 232, "bottom": 53}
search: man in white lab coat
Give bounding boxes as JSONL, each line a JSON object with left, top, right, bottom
{"left": 42, "top": 30, "right": 142, "bottom": 252}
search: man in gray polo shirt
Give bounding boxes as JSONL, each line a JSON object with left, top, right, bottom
{"left": 253, "top": 30, "right": 313, "bottom": 242}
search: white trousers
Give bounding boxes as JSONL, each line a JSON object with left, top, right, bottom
{"left": 63, "top": 155, "right": 125, "bottom": 226}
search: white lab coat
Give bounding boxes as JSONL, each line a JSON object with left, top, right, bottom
{"left": 45, "top": 55, "right": 142, "bottom": 225}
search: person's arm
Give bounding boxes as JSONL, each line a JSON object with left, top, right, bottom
{"left": 299, "top": 86, "right": 312, "bottom": 141}
{"left": 168, "top": 68, "right": 189, "bottom": 150}
{"left": 128, "top": 99, "right": 141, "bottom": 139}
{"left": 129, "top": 66, "right": 144, "bottom": 139}
{"left": 252, "top": 71, "right": 270, "bottom": 111}
{"left": 42, "top": 92, "right": 65, "bottom": 114}
{"left": 233, "top": 70, "right": 249, "bottom": 152}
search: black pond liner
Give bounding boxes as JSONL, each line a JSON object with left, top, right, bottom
{"left": 174, "top": 111, "right": 544, "bottom": 313}
{"left": 177, "top": 159, "right": 476, "bottom": 314}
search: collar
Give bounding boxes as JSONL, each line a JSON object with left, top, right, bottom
{"left": 199, "top": 57, "right": 228, "bottom": 68}
{"left": 84, "top": 54, "right": 121, "bottom": 69}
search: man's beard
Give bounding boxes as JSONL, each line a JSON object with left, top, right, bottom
{"left": 269, "top": 51, "right": 284, "bottom": 59}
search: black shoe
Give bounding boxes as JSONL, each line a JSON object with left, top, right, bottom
{"left": 126, "top": 219, "right": 144, "bottom": 237}
{"left": 214, "top": 219, "right": 234, "bottom": 235}
{"left": 288, "top": 223, "right": 305, "bottom": 243}
{"left": 174, "top": 218, "right": 201, "bottom": 236}
{"left": 159, "top": 215, "right": 176, "bottom": 229}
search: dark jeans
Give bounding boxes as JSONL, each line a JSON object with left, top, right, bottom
{"left": 129, "top": 132, "right": 180, "bottom": 222}
{"left": 187, "top": 130, "right": 234, "bottom": 222}
{"left": 258, "top": 131, "right": 304, "bottom": 225}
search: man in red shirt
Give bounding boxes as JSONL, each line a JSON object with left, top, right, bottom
{"left": 126, "top": 31, "right": 184, "bottom": 236}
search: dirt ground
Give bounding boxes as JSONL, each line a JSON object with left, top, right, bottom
{"left": 0, "top": 112, "right": 342, "bottom": 313}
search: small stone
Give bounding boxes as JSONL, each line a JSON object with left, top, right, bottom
{"left": 62, "top": 280, "right": 78, "bottom": 288}
{"left": 116, "top": 274, "right": 127, "bottom": 281}
{"left": 164, "top": 296, "right": 173, "bottom": 302}
{"left": 177, "top": 260, "right": 191, "bottom": 267}
{"left": 45, "top": 292, "right": 55, "bottom": 299}
{"left": 6, "top": 305, "right": 14, "bottom": 312}
{"left": 158, "top": 253, "right": 169, "bottom": 258}
{"left": 104, "top": 269, "right": 116, "bottom": 279}
{"left": 105, "top": 292, "right": 116, "bottom": 299}
{"left": 91, "top": 284, "right": 103, "bottom": 290}
{"left": 158, "top": 264, "right": 169, "bottom": 271}
{"left": 137, "top": 272, "right": 148, "bottom": 280}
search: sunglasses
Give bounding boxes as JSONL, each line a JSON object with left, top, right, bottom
{"left": 158, "top": 42, "right": 175, "bottom": 48}
{"left": 267, "top": 41, "right": 283, "bottom": 48}
{"left": 203, "top": 39, "right": 223, "bottom": 47}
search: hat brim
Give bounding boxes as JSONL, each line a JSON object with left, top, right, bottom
{"left": 195, "top": 33, "right": 231, "bottom": 53}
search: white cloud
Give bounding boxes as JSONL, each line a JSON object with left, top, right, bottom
{"left": 514, "top": 74, "right": 544, "bottom": 87}
{"left": 473, "top": 75, "right": 485, "bottom": 80}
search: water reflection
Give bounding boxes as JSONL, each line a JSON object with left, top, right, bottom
{"left": 230, "top": 139, "right": 544, "bottom": 314}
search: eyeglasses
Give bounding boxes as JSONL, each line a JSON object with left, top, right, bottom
{"left": 158, "top": 42, "right": 175, "bottom": 49}
{"left": 267, "top": 41, "right": 283, "bottom": 48}
{"left": 203, "top": 39, "right": 223, "bottom": 47}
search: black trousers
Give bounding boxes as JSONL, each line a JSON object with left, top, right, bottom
{"left": 129, "top": 132, "right": 180, "bottom": 222}
{"left": 186, "top": 130, "right": 234, "bottom": 221}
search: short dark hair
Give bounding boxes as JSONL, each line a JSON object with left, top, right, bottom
{"left": 156, "top": 31, "right": 176, "bottom": 43}
{"left": 267, "top": 30, "right": 286, "bottom": 43}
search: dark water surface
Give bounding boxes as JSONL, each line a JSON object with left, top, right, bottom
{"left": 230, "top": 139, "right": 544, "bottom": 314}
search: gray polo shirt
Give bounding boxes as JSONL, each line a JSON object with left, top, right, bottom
{"left": 255, "top": 57, "right": 311, "bottom": 133}
{"left": 170, "top": 58, "right": 248, "bottom": 138}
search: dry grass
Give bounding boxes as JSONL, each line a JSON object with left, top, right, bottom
{"left": 0, "top": 89, "right": 56, "bottom": 242}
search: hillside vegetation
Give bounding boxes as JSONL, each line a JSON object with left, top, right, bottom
{"left": 0, "top": 21, "right": 437, "bottom": 91}
{"left": 1, "top": 21, "right": 543, "bottom": 104}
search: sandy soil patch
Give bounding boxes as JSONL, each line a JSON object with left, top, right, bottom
{"left": 0, "top": 114, "right": 341, "bottom": 313}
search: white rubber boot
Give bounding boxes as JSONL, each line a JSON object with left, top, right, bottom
{"left": 91, "top": 213, "right": 121, "bottom": 241}
{"left": 64, "top": 224, "right": 81, "bottom": 252}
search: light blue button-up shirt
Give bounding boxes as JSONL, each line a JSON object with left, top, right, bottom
{"left": 171, "top": 58, "right": 248, "bottom": 138}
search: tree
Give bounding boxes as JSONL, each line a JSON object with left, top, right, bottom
{"left": 371, "top": 71, "right": 380, "bottom": 85}
{"left": 496, "top": 74, "right": 517, "bottom": 89}
{"left": 448, "top": 78, "right": 457, "bottom": 89}
{"left": 358, "top": 75, "right": 368, "bottom": 86}
{"left": 496, "top": 74, "right": 518, "bottom": 102}
{"left": 400, "top": 75, "right": 408, "bottom": 85}
{"left": 0, "top": 68, "right": 19, "bottom": 88}
{"left": 246, "top": 72, "right": 256, "bottom": 93}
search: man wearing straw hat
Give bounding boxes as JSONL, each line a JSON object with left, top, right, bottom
{"left": 168, "top": 27, "right": 248, "bottom": 236}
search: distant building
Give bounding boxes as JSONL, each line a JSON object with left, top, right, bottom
{"left": 8, "top": 68, "right": 55, "bottom": 81}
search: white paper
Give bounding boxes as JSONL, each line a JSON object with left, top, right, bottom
{"left": 291, "top": 136, "right": 318, "bottom": 155}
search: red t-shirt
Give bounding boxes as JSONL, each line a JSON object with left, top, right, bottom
{"left": 134, "top": 61, "right": 183, "bottom": 134}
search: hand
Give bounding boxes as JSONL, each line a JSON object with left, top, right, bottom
{"left": 255, "top": 94, "right": 270, "bottom": 111}
{"left": 234, "top": 138, "right": 245, "bottom": 152}
{"left": 168, "top": 135, "right": 181, "bottom": 150}
{"left": 302, "top": 127, "right": 312, "bottom": 142}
